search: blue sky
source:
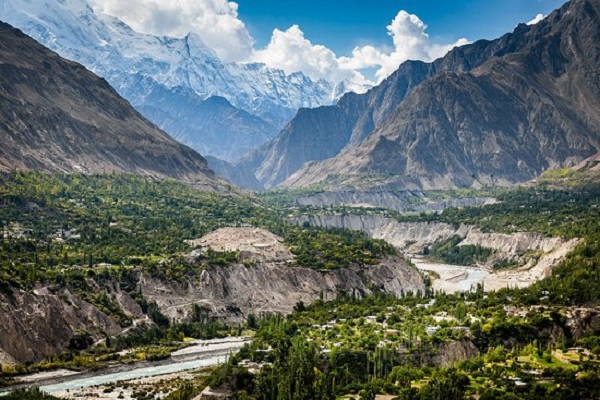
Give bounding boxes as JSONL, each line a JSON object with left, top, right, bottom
{"left": 238, "top": 0, "right": 567, "bottom": 54}
{"left": 94, "top": 0, "right": 569, "bottom": 86}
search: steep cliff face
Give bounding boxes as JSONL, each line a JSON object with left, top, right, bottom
{"left": 246, "top": 93, "right": 369, "bottom": 188}
{"left": 141, "top": 258, "right": 425, "bottom": 324}
{"left": 148, "top": 227, "right": 425, "bottom": 322}
{"left": 0, "top": 286, "right": 144, "bottom": 364}
{"left": 437, "top": 339, "right": 479, "bottom": 367}
{"left": 0, "top": 22, "right": 222, "bottom": 190}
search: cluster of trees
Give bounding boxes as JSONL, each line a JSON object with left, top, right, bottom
{"left": 423, "top": 235, "right": 494, "bottom": 266}
{"left": 0, "top": 172, "right": 262, "bottom": 289}
{"left": 286, "top": 226, "right": 397, "bottom": 269}
{"left": 0, "top": 172, "right": 397, "bottom": 290}
{"left": 0, "top": 172, "right": 399, "bottom": 351}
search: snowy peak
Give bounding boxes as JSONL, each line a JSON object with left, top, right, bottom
{"left": 0, "top": 0, "right": 336, "bottom": 117}
{"left": 0, "top": 0, "right": 345, "bottom": 161}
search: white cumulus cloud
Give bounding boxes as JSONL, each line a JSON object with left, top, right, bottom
{"left": 91, "top": 0, "right": 254, "bottom": 62}
{"left": 526, "top": 14, "right": 545, "bottom": 25}
{"left": 252, "top": 25, "right": 352, "bottom": 83}
{"left": 253, "top": 10, "right": 468, "bottom": 86}
{"left": 371, "top": 11, "right": 469, "bottom": 81}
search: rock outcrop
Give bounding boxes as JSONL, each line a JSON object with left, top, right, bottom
{"left": 142, "top": 257, "right": 425, "bottom": 324}
{"left": 197, "top": 387, "right": 233, "bottom": 400}
{"left": 437, "top": 339, "right": 479, "bottom": 367}
{"left": 0, "top": 286, "right": 142, "bottom": 364}
{"left": 574, "top": 152, "right": 600, "bottom": 171}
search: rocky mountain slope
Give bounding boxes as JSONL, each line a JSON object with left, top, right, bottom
{"left": 247, "top": 0, "right": 600, "bottom": 189}
{"left": 574, "top": 152, "right": 600, "bottom": 171}
{"left": 0, "top": 0, "right": 338, "bottom": 161}
{"left": 0, "top": 22, "right": 221, "bottom": 189}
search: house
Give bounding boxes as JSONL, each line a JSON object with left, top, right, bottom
{"left": 426, "top": 326, "right": 440, "bottom": 335}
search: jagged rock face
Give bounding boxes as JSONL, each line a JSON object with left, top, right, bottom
{"left": 0, "top": 260, "right": 424, "bottom": 364}
{"left": 250, "top": 0, "right": 600, "bottom": 189}
{"left": 0, "top": 22, "right": 224, "bottom": 190}
{"left": 141, "top": 258, "right": 426, "bottom": 324}
{"left": 437, "top": 339, "right": 479, "bottom": 367}
{"left": 0, "top": 0, "right": 338, "bottom": 160}
{"left": 247, "top": 93, "right": 369, "bottom": 188}
{"left": 157, "top": 227, "right": 426, "bottom": 321}
{"left": 0, "top": 287, "right": 143, "bottom": 364}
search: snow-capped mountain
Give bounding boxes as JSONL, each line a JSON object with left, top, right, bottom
{"left": 0, "top": 0, "right": 339, "bottom": 160}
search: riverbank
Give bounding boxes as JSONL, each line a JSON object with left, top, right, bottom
{"left": 0, "top": 337, "right": 250, "bottom": 396}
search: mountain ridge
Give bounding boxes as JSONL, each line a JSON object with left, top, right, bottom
{"left": 0, "top": 21, "right": 223, "bottom": 191}
{"left": 245, "top": 0, "right": 600, "bottom": 190}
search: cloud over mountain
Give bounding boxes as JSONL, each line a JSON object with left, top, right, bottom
{"left": 92, "top": 0, "right": 254, "bottom": 62}
{"left": 92, "top": 0, "right": 468, "bottom": 86}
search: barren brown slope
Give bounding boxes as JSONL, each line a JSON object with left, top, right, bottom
{"left": 284, "top": 0, "right": 600, "bottom": 189}
{"left": 0, "top": 22, "right": 223, "bottom": 190}
{"left": 242, "top": 7, "right": 574, "bottom": 189}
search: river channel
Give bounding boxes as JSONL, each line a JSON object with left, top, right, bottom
{"left": 411, "top": 257, "right": 491, "bottom": 293}
{"left": 0, "top": 337, "right": 249, "bottom": 396}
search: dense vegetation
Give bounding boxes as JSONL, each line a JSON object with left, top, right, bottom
{"left": 0, "top": 388, "right": 61, "bottom": 400}
{"left": 1, "top": 172, "right": 599, "bottom": 399}
{"left": 206, "top": 177, "right": 600, "bottom": 399}
{"left": 0, "top": 172, "right": 397, "bottom": 378}
{"left": 210, "top": 292, "right": 600, "bottom": 399}
{"left": 0, "top": 172, "right": 399, "bottom": 303}
{"left": 287, "top": 226, "right": 397, "bottom": 269}
{"left": 423, "top": 235, "right": 494, "bottom": 266}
